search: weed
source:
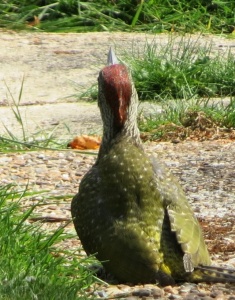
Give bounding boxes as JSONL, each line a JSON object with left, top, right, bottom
{"left": 0, "top": 184, "right": 99, "bottom": 300}
{"left": 1, "top": 79, "right": 70, "bottom": 151}
{"left": 127, "top": 36, "right": 235, "bottom": 100}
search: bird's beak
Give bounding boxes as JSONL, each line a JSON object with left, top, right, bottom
{"left": 107, "top": 47, "right": 119, "bottom": 65}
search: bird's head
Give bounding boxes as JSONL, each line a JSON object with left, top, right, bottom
{"left": 98, "top": 48, "right": 140, "bottom": 153}
{"left": 98, "top": 49, "right": 132, "bottom": 129}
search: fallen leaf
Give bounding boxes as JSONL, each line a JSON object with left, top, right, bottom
{"left": 67, "top": 135, "right": 101, "bottom": 150}
{"left": 26, "top": 16, "right": 40, "bottom": 27}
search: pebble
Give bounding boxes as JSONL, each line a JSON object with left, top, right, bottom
{"left": 183, "top": 295, "right": 202, "bottom": 300}
{"left": 132, "top": 288, "right": 151, "bottom": 297}
{"left": 0, "top": 156, "right": 12, "bottom": 163}
{"left": 117, "top": 284, "right": 132, "bottom": 293}
{"left": 169, "top": 294, "right": 182, "bottom": 299}
{"left": 61, "top": 173, "right": 70, "bottom": 181}
{"left": 164, "top": 285, "right": 174, "bottom": 293}
{"left": 151, "top": 287, "right": 164, "bottom": 298}
{"left": 95, "top": 290, "right": 107, "bottom": 298}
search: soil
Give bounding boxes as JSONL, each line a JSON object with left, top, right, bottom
{"left": 0, "top": 30, "right": 235, "bottom": 299}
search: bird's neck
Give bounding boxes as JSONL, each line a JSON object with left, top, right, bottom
{"left": 97, "top": 112, "right": 142, "bottom": 160}
{"left": 97, "top": 75, "right": 142, "bottom": 160}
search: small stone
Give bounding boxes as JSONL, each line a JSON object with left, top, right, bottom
{"left": 14, "top": 159, "right": 26, "bottom": 166}
{"left": 169, "top": 294, "right": 182, "bottom": 299}
{"left": 61, "top": 173, "right": 70, "bottom": 181}
{"left": 197, "top": 292, "right": 208, "bottom": 297}
{"left": 75, "top": 171, "right": 84, "bottom": 176}
{"left": 11, "top": 175, "right": 20, "bottom": 180}
{"left": 133, "top": 288, "right": 149, "bottom": 297}
{"left": 116, "top": 292, "right": 132, "bottom": 298}
{"left": 179, "top": 288, "right": 190, "bottom": 294}
{"left": 151, "top": 287, "right": 164, "bottom": 298}
{"left": 95, "top": 290, "right": 107, "bottom": 298}
{"left": 106, "top": 285, "right": 128, "bottom": 298}
{"left": 140, "top": 288, "right": 152, "bottom": 297}
{"left": 0, "top": 156, "right": 12, "bottom": 164}
{"left": 171, "top": 287, "right": 179, "bottom": 295}
{"left": 47, "top": 206, "right": 57, "bottom": 210}
{"left": 48, "top": 170, "right": 61, "bottom": 177}
{"left": 132, "top": 290, "right": 140, "bottom": 296}
{"left": 179, "top": 283, "right": 196, "bottom": 294}
{"left": 0, "top": 179, "right": 10, "bottom": 184}
{"left": 190, "top": 288, "right": 199, "bottom": 294}
{"left": 66, "top": 156, "right": 75, "bottom": 161}
{"left": 183, "top": 294, "right": 201, "bottom": 300}
{"left": 32, "top": 196, "right": 43, "bottom": 201}
{"left": 35, "top": 168, "right": 46, "bottom": 174}
{"left": 116, "top": 284, "right": 131, "bottom": 293}
{"left": 36, "top": 181, "right": 48, "bottom": 185}
{"left": 210, "top": 290, "right": 223, "bottom": 298}
{"left": 164, "top": 285, "right": 174, "bottom": 293}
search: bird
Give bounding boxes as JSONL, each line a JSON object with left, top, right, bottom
{"left": 71, "top": 48, "right": 235, "bottom": 286}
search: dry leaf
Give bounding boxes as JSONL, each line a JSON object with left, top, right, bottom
{"left": 67, "top": 135, "right": 101, "bottom": 150}
{"left": 26, "top": 16, "right": 40, "bottom": 27}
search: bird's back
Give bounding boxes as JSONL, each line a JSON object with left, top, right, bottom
{"left": 71, "top": 136, "right": 210, "bottom": 285}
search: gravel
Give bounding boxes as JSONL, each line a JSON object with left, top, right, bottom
{"left": 1, "top": 140, "right": 235, "bottom": 299}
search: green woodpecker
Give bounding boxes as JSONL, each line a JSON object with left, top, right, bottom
{"left": 71, "top": 48, "right": 235, "bottom": 285}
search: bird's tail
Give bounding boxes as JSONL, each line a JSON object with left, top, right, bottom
{"left": 189, "top": 265, "right": 235, "bottom": 283}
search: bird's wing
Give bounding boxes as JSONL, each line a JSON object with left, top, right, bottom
{"left": 150, "top": 155, "right": 211, "bottom": 270}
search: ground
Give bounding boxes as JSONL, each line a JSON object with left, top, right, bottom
{"left": 0, "top": 30, "right": 234, "bottom": 299}
{"left": 0, "top": 30, "right": 235, "bottom": 138}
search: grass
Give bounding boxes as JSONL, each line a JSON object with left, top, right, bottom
{"left": 125, "top": 37, "right": 235, "bottom": 139}
{"left": 126, "top": 36, "right": 235, "bottom": 100}
{"left": 0, "top": 184, "right": 100, "bottom": 300}
{"left": 0, "top": 0, "right": 234, "bottom": 34}
{"left": 78, "top": 36, "right": 235, "bottom": 103}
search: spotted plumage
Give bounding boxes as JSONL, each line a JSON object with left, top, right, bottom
{"left": 71, "top": 48, "right": 235, "bottom": 285}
